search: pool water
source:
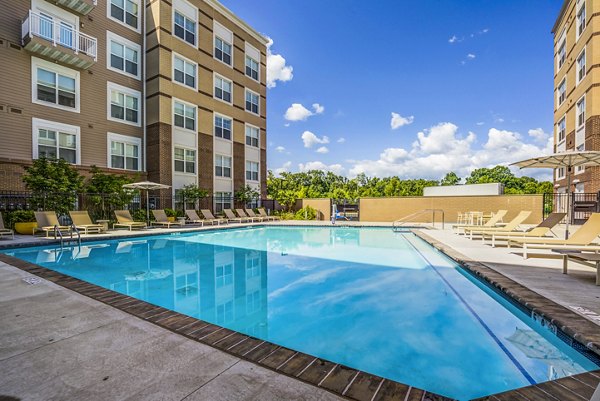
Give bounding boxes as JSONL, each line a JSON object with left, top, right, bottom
{"left": 4, "top": 226, "right": 598, "bottom": 400}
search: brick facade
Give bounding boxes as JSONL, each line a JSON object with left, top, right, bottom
{"left": 197, "top": 133, "right": 214, "bottom": 193}
{"left": 146, "top": 122, "right": 172, "bottom": 197}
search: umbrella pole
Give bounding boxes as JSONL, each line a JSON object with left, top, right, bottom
{"left": 565, "top": 167, "right": 571, "bottom": 240}
{"left": 146, "top": 190, "right": 150, "bottom": 227}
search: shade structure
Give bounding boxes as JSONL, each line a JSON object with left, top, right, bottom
{"left": 510, "top": 150, "right": 600, "bottom": 238}
{"left": 122, "top": 181, "right": 171, "bottom": 226}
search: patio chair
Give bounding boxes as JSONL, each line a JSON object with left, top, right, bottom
{"left": 200, "top": 209, "right": 228, "bottom": 225}
{"left": 452, "top": 210, "right": 507, "bottom": 234}
{"left": 464, "top": 211, "right": 531, "bottom": 239}
{"left": 151, "top": 210, "right": 185, "bottom": 228}
{"left": 258, "top": 208, "right": 280, "bottom": 221}
{"left": 224, "top": 209, "right": 250, "bottom": 223}
{"left": 508, "top": 213, "right": 600, "bottom": 258}
{"left": 482, "top": 212, "right": 566, "bottom": 247}
{"left": 245, "top": 208, "right": 266, "bottom": 222}
{"left": 0, "top": 212, "right": 14, "bottom": 240}
{"left": 185, "top": 210, "right": 206, "bottom": 226}
{"left": 113, "top": 210, "right": 147, "bottom": 231}
{"left": 33, "top": 211, "right": 71, "bottom": 237}
{"left": 236, "top": 208, "right": 260, "bottom": 222}
{"left": 69, "top": 211, "right": 105, "bottom": 234}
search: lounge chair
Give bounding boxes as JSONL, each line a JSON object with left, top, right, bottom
{"left": 508, "top": 213, "right": 600, "bottom": 258}
{"left": 258, "top": 208, "right": 279, "bottom": 221}
{"left": 245, "top": 208, "right": 266, "bottom": 222}
{"left": 236, "top": 208, "right": 260, "bottom": 222}
{"left": 69, "top": 211, "right": 105, "bottom": 234}
{"left": 185, "top": 210, "right": 206, "bottom": 226}
{"left": 0, "top": 212, "right": 14, "bottom": 240}
{"left": 200, "top": 209, "right": 228, "bottom": 225}
{"left": 224, "top": 209, "right": 249, "bottom": 223}
{"left": 113, "top": 210, "right": 147, "bottom": 231}
{"left": 34, "top": 211, "right": 71, "bottom": 237}
{"left": 151, "top": 210, "right": 185, "bottom": 228}
{"left": 464, "top": 211, "right": 532, "bottom": 239}
{"left": 452, "top": 210, "right": 507, "bottom": 234}
{"left": 483, "top": 212, "right": 566, "bottom": 247}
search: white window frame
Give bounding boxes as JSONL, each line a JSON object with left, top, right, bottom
{"left": 107, "top": 31, "right": 141, "bottom": 80}
{"left": 245, "top": 161, "right": 259, "bottom": 182}
{"left": 557, "top": 31, "right": 566, "bottom": 71}
{"left": 576, "top": 95, "right": 586, "bottom": 129}
{"left": 172, "top": 7, "right": 197, "bottom": 47}
{"left": 32, "top": 118, "right": 81, "bottom": 164}
{"left": 172, "top": 98, "right": 197, "bottom": 132}
{"left": 107, "top": 82, "right": 141, "bottom": 127}
{"left": 214, "top": 113, "right": 233, "bottom": 141}
{"left": 245, "top": 124, "right": 259, "bottom": 148}
{"left": 215, "top": 155, "right": 232, "bottom": 178}
{"left": 173, "top": 146, "right": 196, "bottom": 175}
{"left": 576, "top": 47, "right": 586, "bottom": 85}
{"left": 576, "top": 1, "right": 586, "bottom": 40}
{"left": 556, "top": 167, "right": 566, "bottom": 180}
{"left": 214, "top": 191, "right": 232, "bottom": 213}
{"left": 107, "top": 0, "right": 140, "bottom": 32}
{"left": 107, "top": 132, "right": 142, "bottom": 171}
{"left": 245, "top": 89, "right": 259, "bottom": 115}
{"left": 557, "top": 78, "right": 566, "bottom": 106}
{"left": 214, "top": 73, "right": 233, "bottom": 104}
{"left": 214, "top": 36, "right": 233, "bottom": 66}
{"left": 557, "top": 116, "right": 566, "bottom": 145}
{"left": 172, "top": 52, "right": 198, "bottom": 90}
{"left": 31, "top": 57, "right": 80, "bottom": 113}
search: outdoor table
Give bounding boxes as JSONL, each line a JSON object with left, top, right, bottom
{"left": 177, "top": 217, "right": 186, "bottom": 225}
{"left": 552, "top": 249, "right": 600, "bottom": 285}
{"left": 96, "top": 219, "right": 110, "bottom": 232}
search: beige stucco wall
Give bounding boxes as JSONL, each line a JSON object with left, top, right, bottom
{"left": 298, "top": 198, "right": 331, "bottom": 221}
{"left": 359, "top": 195, "right": 544, "bottom": 224}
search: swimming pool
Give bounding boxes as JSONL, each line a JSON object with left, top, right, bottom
{"left": 3, "top": 226, "right": 598, "bottom": 400}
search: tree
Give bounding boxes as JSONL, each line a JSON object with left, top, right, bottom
{"left": 178, "top": 184, "right": 209, "bottom": 210}
{"left": 22, "top": 157, "right": 84, "bottom": 215}
{"left": 235, "top": 185, "right": 260, "bottom": 205}
{"left": 441, "top": 172, "right": 461, "bottom": 186}
{"left": 84, "top": 166, "right": 136, "bottom": 218}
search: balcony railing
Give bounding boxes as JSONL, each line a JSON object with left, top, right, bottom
{"left": 22, "top": 10, "right": 97, "bottom": 61}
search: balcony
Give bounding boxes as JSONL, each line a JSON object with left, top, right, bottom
{"left": 45, "top": 0, "right": 97, "bottom": 15}
{"left": 22, "top": 10, "right": 97, "bottom": 70}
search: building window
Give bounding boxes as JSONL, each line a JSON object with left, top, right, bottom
{"left": 108, "top": 83, "right": 140, "bottom": 126}
{"left": 577, "top": 2, "right": 586, "bottom": 39}
{"left": 214, "top": 76, "right": 232, "bottom": 103}
{"left": 32, "top": 58, "right": 79, "bottom": 112}
{"left": 174, "top": 100, "right": 196, "bottom": 131}
{"left": 557, "top": 117, "right": 566, "bottom": 144}
{"left": 174, "top": 11, "right": 196, "bottom": 46}
{"left": 245, "top": 125, "right": 259, "bottom": 147}
{"left": 245, "top": 56, "right": 259, "bottom": 81}
{"left": 174, "top": 147, "right": 196, "bottom": 174}
{"left": 245, "top": 90, "right": 259, "bottom": 114}
{"left": 33, "top": 119, "right": 80, "bottom": 164}
{"left": 108, "top": 133, "right": 140, "bottom": 171}
{"left": 577, "top": 48, "right": 586, "bottom": 84}
{"left": 109, "top": 0, "right": 139, "bottom": 30}
{"left": 108, "top": 33, "right": 140, "bottom": 79}
{"left": 556, "top": 167, "right": 565, "bottom": 180}
{"left": 215, "top": 155, "right": 232, "bottom": 178}
{"left": 557, "top": 36, "right": 566, "bottom": 70}
{"left": 557, "top": 79, "right": 566, "bottom": 106}
{"left": 215, "top": 37, "right": 232, "bottom": 65}
{"left": 173, "top": 54, "right": 196, "bottom": 89}
{"left": 215, "top": 192, "right": 232, "bottom": 213}
{"left": 246, "top": 161, "right": 259, "bottom": 181}
{"left": 215, "top": 115, "right": 232, "bottom": 140}
{"left": 577, "top": 96, "right": 585, "bottom": 128}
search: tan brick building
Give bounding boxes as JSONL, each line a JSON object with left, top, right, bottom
{"left": 0, "top": 0, "right": 267, "bottom": 209}
{"left": 552, "top": 0, "right": 600, "bottom": 194}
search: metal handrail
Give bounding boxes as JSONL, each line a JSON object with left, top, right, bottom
{"left": 393, "top": 209, "right": 445, "bottom": 231}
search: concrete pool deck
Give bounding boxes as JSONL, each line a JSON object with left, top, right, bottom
{"left": 1, "top": 220, "right": 600, "bottom": 400}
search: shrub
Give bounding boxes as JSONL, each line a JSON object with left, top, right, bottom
{"left": 164, "top": 208, "right": 184, "bottom": 218}
{"left": 294, "top": 206, "right": 317, "bottom": 220}
{"left": 131, "top": 209, "right": 151, "bottom": 222}
{"left": 5, "top": 210, "right": 36, "bottom": 228}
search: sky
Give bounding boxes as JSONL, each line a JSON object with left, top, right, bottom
{"left": 221, "top": 0, "right": 564, "bottom": 181}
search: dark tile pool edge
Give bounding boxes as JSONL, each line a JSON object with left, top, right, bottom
{"left": 0, "top": 252, "right": 455, "bottom": 401}
{"left": 413, "top": 230, "right": 600, "bottom": 401}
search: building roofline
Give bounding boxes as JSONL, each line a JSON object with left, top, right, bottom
{"left": 551, "top": 0, "right": 570, "bottom": 34}
{"left": 204, "top": 0, "right": 269, "bottom": 47}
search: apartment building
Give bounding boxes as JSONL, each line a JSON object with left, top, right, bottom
{"left": 552, "top": 0, "right": 600, "bottom": 193}
{"left": 0, "top": 0, "right": 267, "bottom": 209}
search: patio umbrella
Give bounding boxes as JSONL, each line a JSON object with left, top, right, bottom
{"left": 122, "top": 181, "right": 171, "bottom": 226}
{"left": 511, "top": 150, "right": 600, "bottom": 238}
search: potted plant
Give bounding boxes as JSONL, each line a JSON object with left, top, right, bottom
{"left": 164, "top": 208, "right": 177, "bottom": 222}
{"left": 8, "top": 210, "right": 37, "bottom": 235}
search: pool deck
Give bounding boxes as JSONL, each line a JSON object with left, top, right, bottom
{"left": 1, "top": 220, "right": 600, "bottom": 400}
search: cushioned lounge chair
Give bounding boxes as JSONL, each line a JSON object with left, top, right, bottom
{"left": 34, "top": 211, "right": 71, "bottom": 237}
{"left": 508, "top": 213, "right": 600, "bottom": 258}
{"left": 452, "top": 210, "right": 507, "bottom": 234}
{"left": 69, "top": 211, "right": 105, "bottom": 234}
{"left": 258, "top": 208, "right": 279, "bottom": 221}
{"left": 113, "top": 210, "right": 147, "bottom": 231}
{"left": 200, "top": 209, "right": 227, "bottom": 225}
{"left": 151, "top": 210, "right": 185, "bottom": 228}
{"left": 236, "top": 209, "right": 260, "bottom": 222}
{"left": 185, "top": 210, "right": 206, "bottom": 226}
{"left": 483, "top": 212, "right": 566, "bottom": 247}
{"left": 0, "top": 212, "right": 14, "bottom": 240}
{"left": 224, "top": 209, "right": 249, "bottom": 223}
{"left": 245, "top": 208, "right": 266, "bottom": 222}
{"left": 464, "top": 211, "right": 532, "bottom": 239}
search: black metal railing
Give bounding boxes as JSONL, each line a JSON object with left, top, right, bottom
{"left": 543, "top": 192, "right": 600, "bottom": 224}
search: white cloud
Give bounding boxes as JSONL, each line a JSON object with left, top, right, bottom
{"left": 266, "top": 37, "right": 293, "bottom": 88}
{"left": 467, "top": 53, "right": 476, "bottom": 59}
{"left": 528, "top": 128, "right": 549, "bottom": 142}
{"left": 448, "top": 35, "right": 460, "bottom": 44}
{"left": 316, "top": 146, "right": 329, "bottom": 154}
{"left": 301, "top": 131, "right": 329, "bottom": 148}
{"left": 476, "top": 122, "right": 485, "bottom": 126}
{"left": 284, "top": 123, "right": 290, "bottom": 127}
{"left": 299, "top": 161, "right": 345, "bottom": 175}
{"left": 390, "top": 112, "right": 414, "bottom": 130}
{"left": 284, "top": 102, "right": 324, "bottom": 122}
{"left": 337, "top": 137, "right": 346, "bottom": 143}
{"left": 312, "top": 103, "right": 324, "bottom": 114}
{"left": 274, "top": 161, "right": 292, "bottom": 176}
{"left": 275, "top": 146, "right": 286, "bottom": 153}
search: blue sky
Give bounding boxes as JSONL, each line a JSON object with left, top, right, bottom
{"left": 221, "top": 0, "right": 564, "bottom": 181}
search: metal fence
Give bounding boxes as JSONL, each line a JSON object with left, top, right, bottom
{"left": 543, "top": 192, "right": 600, "bottom": 224}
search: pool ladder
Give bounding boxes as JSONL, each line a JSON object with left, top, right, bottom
{"left": 392, "top": 209, "right": 445, "bottom": 231}
{"left": 54, "top": 224, "right": 81, "bottom": 249}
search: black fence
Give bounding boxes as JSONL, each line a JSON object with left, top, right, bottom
{"left": 543, "top": 192, "right": 600, "bottom": 224}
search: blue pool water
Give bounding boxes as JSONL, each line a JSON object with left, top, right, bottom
{"left": 4, "top": 226, "right": 598, "bottom": 400}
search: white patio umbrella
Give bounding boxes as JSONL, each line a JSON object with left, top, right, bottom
{"left": 511, "top": 150, "right": 600, "bottom": 238}
{"left": 122, "top": 181, "right": 171, "bottom": 226}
